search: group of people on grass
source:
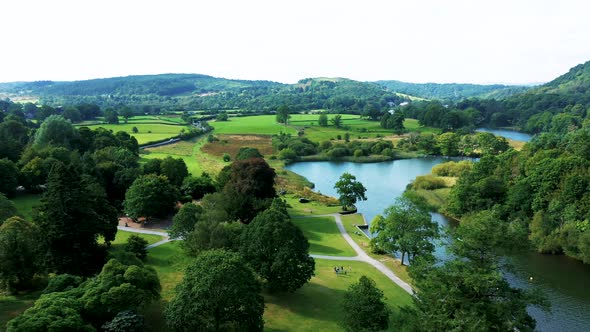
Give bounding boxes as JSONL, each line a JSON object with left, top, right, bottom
{"left": 334, "top": 266, "right": 350, "bottom": 275}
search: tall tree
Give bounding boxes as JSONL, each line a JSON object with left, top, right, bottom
{"left": 370, "top": 191, "right": 439, "bottom": 265}
{"left": 160, "top": 156, "right": 189, "bottom": 187}
{"left": 240, "top": 201, "right": 315, "bottom": 292}
{"left": 331, "top": 114, "right": 343, "bottom": 128}
{"left": 276, "top": 105, "right": 291, "bottom": 125}
{"left": 334, "top": 172, "right": 367, "bottom": 210}
{"left": 0, "top": 158, "right": 19, "bottom": 197}
{"left": 165, "top": 250, "right": 264, "bottom": 332}
{"left": 104, "top": 109, "right": 119, "bottom": 124}
{"left": 119, "top": 107, "right": 134, "bottom": 123}
{"left": 33, "top": 115, "right": 79, "bottom": 149}
{"left": 0, "top": 217, "right": 42, "bottom": 293}
{"left": 0, "top": 193, "right": 17, "bottom": 224}
{"left": 169, "top": 202, "right": 203, "bottom": 239}
{"left": 36, "top": 162, "right": 118, "bottom": 275}
{"left": 318, "top": 113, "right": 328, "bottom": 127}
{"left": 124, "top": 174, "right": 179, "bottom": 222}
{"left": 403, "top": 210, "right": 548, "bottom": 331}
{"left": 342, "top": 276, "right": 390, "bottom": 332}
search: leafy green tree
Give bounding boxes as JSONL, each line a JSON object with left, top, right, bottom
{"left": 62, "top": 107, "right": 82, "bottom": 123}
{"left": 33, "top": 115, "right": 79, "bottom": 149}
{"left": 104, "top": 109, "right": 119, "bottom": 124}
{"left": 370, "top": 192, "right": 439, "bottom": 265}
{"left": 119, "top": 107, "right": 134, "bottom": 123}
{"left": 276, "top": 105, "right": 290, "bottom": 125}
{"left": 0, "top": 159, "right": 19, "bottom": 197}
{"left": 318, "top": 113, "right": 328, "bottom": 127}
{"left": 235, "top": 147, "right": 263, "bottom": 160}
{"left": 160, "top": 156, "right": 189, "bottom": 187}
{"left": 125, "top": 235, "right": 148, "bottom": 260}
{"left": 403, "top": 210, "right": 547, "bottom": 331}
{"left": 0, "top": 120, "right": 28, "bottom": 162}
{"left": 331, "top": 114, "right": 343, "bottom": 128}
{"left": 124, "top": 174, "right": 179, "bottom": 222}
{"left": 0, "top": 217, "right": 42, "bottom": 293}
{"left": 8, "top": 258, "right": 160, "bottom": 331}
{"left": 342, "top": 276, "right": 390, "bottom": 332}
{"left": 165, "top": 250, "right": 264, "bottom": 332}
{"left": 170, "top": 203, "right": 203, "bottom": 239}
{"left": 142, "top": 158, "right": 161, "bottom": 175}
{"left": 240, "top": 202, "right": 315, "bottom": 292}
{"left": 0, "top": 194, "right": 17, "bottom": 224}
{"left": 216, "top": 112, "right": 229, "bottom": 121}
{"left": 181, "top": 174, "right": 216, "bottom": 200}
{"left": 334, "top": 172, "right": 367, "bottom": 210}
{"left": 184, "top": 220, "right": 243, "bottom": 256}
{"left": 36, "top": 162, "right": 118, "bottom": 275}
{"left": 436, "top": 132, "right": 459, "bottom": 156}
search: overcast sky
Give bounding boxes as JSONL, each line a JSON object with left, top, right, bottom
{"left": 2, "top": 0, "right": 590, "bottom": 84}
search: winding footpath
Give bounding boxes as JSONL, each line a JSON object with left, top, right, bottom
{"left": 118, "top": 214, "right": 413, "bottom": 294}
{"left": 301, "top": 214, "right": 414, "bottom": 295}
{"left": 116, "top": 226, "right": 176, "bottom": 249}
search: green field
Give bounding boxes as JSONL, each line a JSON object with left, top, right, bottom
{"left": 210, "top": 115, "right": 298, "bottom": 135}
{"left": 76, "top": 123, "right": 191, "bottom": 145}
{"left": 292, "top": 217, "right": 356, "bottom": 257}
{"left": 10, "top": 194, "right": 42, "bottom": 221}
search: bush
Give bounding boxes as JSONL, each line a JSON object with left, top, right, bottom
{"left": 381, "top": 148, "right": 393, "bottom": 157}
{"left": 432, "top": 160, "right": 473, "bottom": 177}
{"left": 278, "top": 148, "right": 298, "bottom": 161}
{"left": 43, "top": 274, "right": 83, "bottom": 294}
{"left": 412, "top": 175, "right": 447, "bottom": 190}
{"left": 328, "top": 148, "right": 350, "bottom": 158}
{"left": 126, "top": 235, "right": 148, "bottom": 260}
{"left": 337, "top": 134, "right": 342, "bottom": 140}
{"left": 353, "top": 149, "right": 365, "bottom": 158}
{"left": 222, "top": 153, "right": 231, "bottom": 162}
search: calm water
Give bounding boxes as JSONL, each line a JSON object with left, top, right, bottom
{"left": 286, "top": 159, "right": 590, "bottom": 332}
{"left": 476, "top": 127, "right": 532, "bottom": 142}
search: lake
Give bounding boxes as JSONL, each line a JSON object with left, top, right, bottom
{"left": 286, "top": 158, "right": 590, "bottom": 332}
{"left": 476, "top": 127, "right": 532, "bottom": 142}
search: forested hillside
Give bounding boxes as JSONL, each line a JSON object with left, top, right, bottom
{"left": 376, "top": 80, "right": 529, "bottom": 100}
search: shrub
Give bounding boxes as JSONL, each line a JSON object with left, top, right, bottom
{"left": 222, "top": 153, "right": 231, "bottom": 162}
{"left": 278, "top": 148, "right": 298, "bottom": 161}
{"left": 432, "top": 160, "right": 473, "bottom": 177}
{"left": 381, "top": 148, "right": 393, "bottom": 157}
{"left": 126, "top": 235, "right": 148, "bottom": 260}
{"left": 412, "top": 175, "right": 447, "bottom": 190}
{"left": 353, "top": 149, "right": 365, "bottom": 158}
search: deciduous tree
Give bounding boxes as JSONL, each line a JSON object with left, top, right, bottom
{"left": 0, "top": 217, "right": 42, "bottom": 293}
{"left": 123, "top": 174, "right": 179, "bottom": 222}
{"left": 334, "top": 172, "right": 367, "bottom": 210}
{"left": 165, "top": 250, "right": 264, "bottom": 332}
{"left": 342, "top": 276, "right": 390, "bottom": 332}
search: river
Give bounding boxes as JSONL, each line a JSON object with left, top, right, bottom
{"left": 476, "top": 127, "right": 532, "bottom": 142}
{"left": 286, "top": 153, "right": 590, "bottom": 331}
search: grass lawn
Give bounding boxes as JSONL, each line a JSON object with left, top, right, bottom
{"left": 105, "top": 229, "right": 164, "bottom": 254}
{"left": 264, "top": 258, "right": 413, "bottom": 332}
{"left": 292, "top": 217, "right": 356, "bottom": 257}
{"left": 76, "top": 123, "right": 191, "bottom": 145}
{"left": 10, "top": 194, "right": 42, "bottom": 221}
{"left": 0, "top": 291, "right": 43, "bottom": 332}
{"left": 341, "top": 214, "right": 412, "bottom": 285}
{"left": 284, "top": 195, "right": 341, "bottom": 216}
{"left": 210, "top": 115, "right": 297, "bottom": 135}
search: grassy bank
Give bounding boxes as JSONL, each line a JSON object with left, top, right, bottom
{"left": 292, "top": 216, "right": 356, "bottom": 257}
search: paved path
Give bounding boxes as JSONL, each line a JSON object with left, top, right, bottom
{"left": 116, "top": 226, "right": 175, "bottom": 249}
{"left": 295, "top": 214, "right": 413, "bottom": 294}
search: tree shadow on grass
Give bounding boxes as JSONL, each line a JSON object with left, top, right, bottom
{"left": 309, "top": 243, "right": 355, "bottom": 256}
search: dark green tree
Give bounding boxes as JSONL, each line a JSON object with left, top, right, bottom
{"left": 125, "top": 235, "right": 148, "bottom": 260}
{"left": 119, "top": 107, "right": 134, "bottom": 123}
{"left": 165, "top": 250, "right": 264, "bottom": 332}
{"left": 170, "top": 203, "right": 203, "bottom": 239}
{"left": 104, "top": 109, "right": 119, "bottom": 124}
{"left": 0, "top": 158, "right": 19, "bottom": 197}
{"left": 36, "top": 162, "right": 118, "bottom": 275}
{"left": 184, "top": 221, "right": 243, "bottom": 256}
{"left": 123, "top": 174, "right": 179, "bottom": 222}
{"left": 370, "top": 192, "right": 439, "bottom": 265}
{"left": 181, "top": 174, "right": 216, "bottom": 200}
{"left": 334, "top": 172, "right": 367, "bottom": 210}
{"left": 240, "top": 202, "right": 315, "bottom": 292}
{"left": 0, "top": 217, "right": 42, "bottom": 293}
{"left": 160, "top": 156, "right": 189, "bottom": 187}
{"left": 235, "top": 147, "right": 263, "bottom": 160}
{"left": 0, "top": 120, "right": 28, "bottom": 162}
{"left": 276, "top": 105, "right": 290, "bottom": 125}
{"left": 331, "top": 114, "right": 343, "bottom": 128}
{"left": 0, "top": 193, "right": 17, "bottom": 224}
{"left": 342, "top": 276, "right": 390, "bottom": 332}
{"left": 318, "top": 113, "right": 328, "bottom": 127}
{"left": 102, "top": 310, "right": 144, "bottom": 332}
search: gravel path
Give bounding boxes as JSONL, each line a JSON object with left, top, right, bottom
{"left": 116, "top": 226, "right": 175, "bottom": 249}
{"left": 295, "top": 214, "right": 413, "bottom": 294}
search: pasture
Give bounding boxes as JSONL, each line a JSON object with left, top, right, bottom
{"left": 76, "top": 122, "right": 191, "bottom": 145}
{"left": 210, "top": 115, "right": 297, "bottom": 135}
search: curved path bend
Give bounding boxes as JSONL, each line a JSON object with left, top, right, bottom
{"left": 116, "top": 226, "right": 175, "bottom": 249}
{"left": 296, "top": 214, "right": 413, "bottom": 295}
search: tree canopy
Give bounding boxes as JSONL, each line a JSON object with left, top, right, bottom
{"left": 165, "top": 249, "right": 264, "bottom": 332}
{"left": 342, "top": 276, "right": 390, "bottom": 332}
{"left": 123, "top": 174, "right": 179, "bottom": 221}
{"left": 334, "top": 172, "right": 367, "bottom": 210}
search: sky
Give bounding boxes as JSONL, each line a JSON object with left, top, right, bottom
{"left": 2, "top": 0, "right": 590, "bottom": 85}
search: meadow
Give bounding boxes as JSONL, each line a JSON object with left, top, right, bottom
{"left": 76, "top": 122, "right": 191, "bottom": 145}
{"left": 210, "top": 115, "right": 298, "bottom": 135}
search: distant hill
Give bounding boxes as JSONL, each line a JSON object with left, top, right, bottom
{"left": 375, "top": 80, "right": 530, "bottom": 100}
{"left": 0, "top": 75, "right": 408, "bottom": 113}
{"left": 532, "top": 61, "right": 590, "bottom": 95}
